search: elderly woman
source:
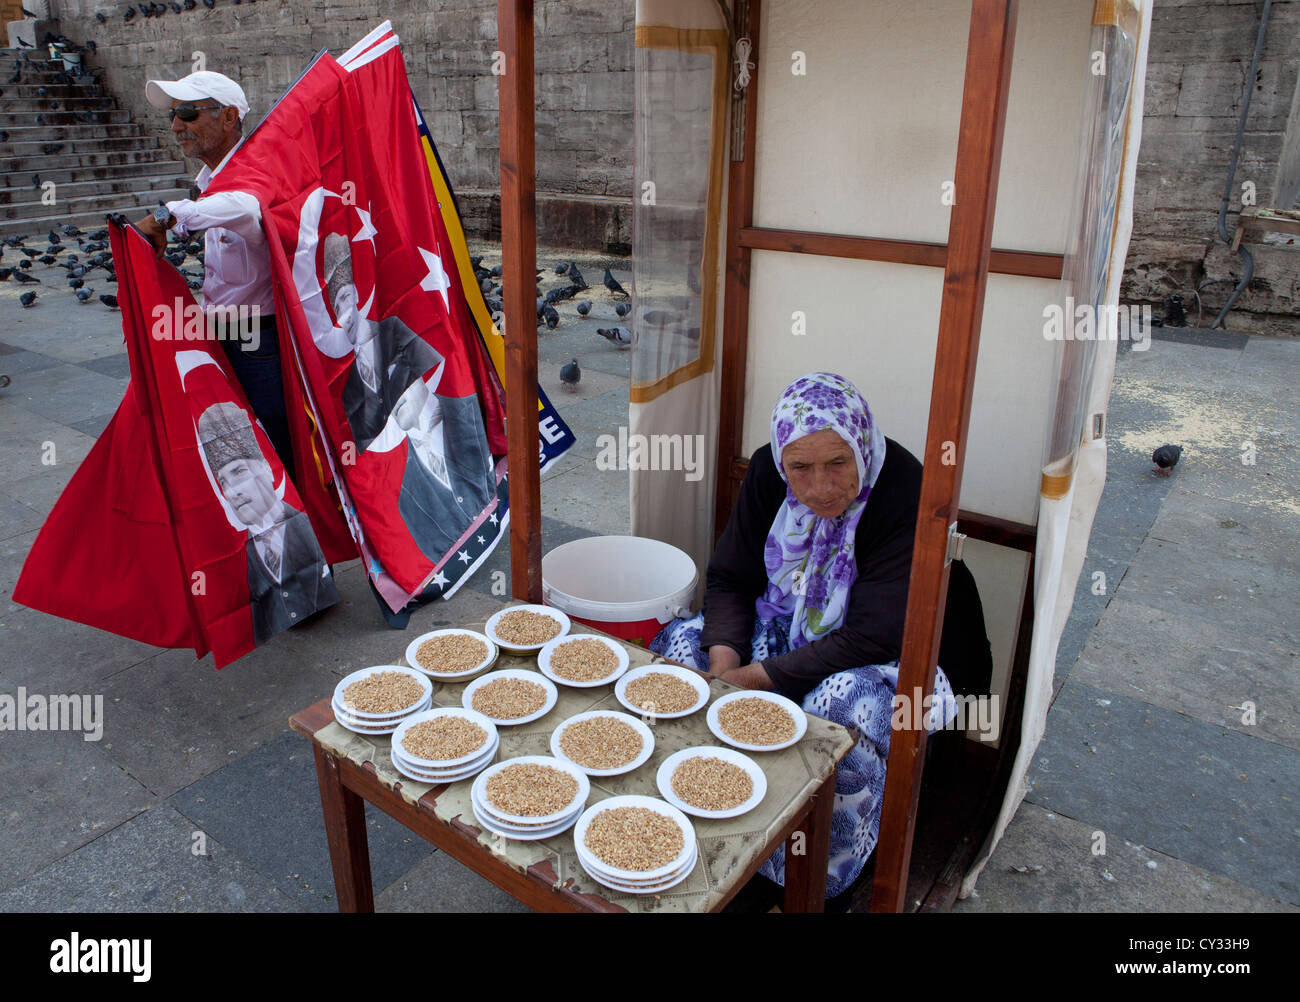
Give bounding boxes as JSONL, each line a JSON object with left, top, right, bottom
{"left": 650, "top": 372, "right": 992, "bottom": 908}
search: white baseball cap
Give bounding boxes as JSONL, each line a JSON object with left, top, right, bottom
{"left": 145, "top": 71, "right": 249, "bottom": 120}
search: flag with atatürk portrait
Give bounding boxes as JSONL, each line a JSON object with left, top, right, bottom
{"left": 202, "top": 23, "right": 543, "bottom": 613}
{"left": 13, "top": 222, "right": 339, "bottom": 668}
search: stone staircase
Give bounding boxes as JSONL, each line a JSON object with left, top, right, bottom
{"left": 0, "top": 48, "right": 188, "bottom": 241}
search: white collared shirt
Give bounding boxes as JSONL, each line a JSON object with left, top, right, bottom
{"left": 166, "top": 147, "right": 276, "bottom": 314}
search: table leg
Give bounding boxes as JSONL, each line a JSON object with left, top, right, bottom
{"left": 313, "top": 745, "right": 374, "bottom": 913}
{"left": 783, "top": 771, "right": 835, "bottom": 912}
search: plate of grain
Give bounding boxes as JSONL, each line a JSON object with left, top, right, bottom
{"left": 706, "top": 691, "right": 807, "bottom": 752}
{"left": 549, "top": 710, "right": 654, "bottom": 776}
{"left": 392, "top": 707, "right": 498, "bottom": 769}
{"left": 461, "top": 668, "right": 558, "bottom": 726}
{"left": 614, "top": 664, "right": 709, "bottom": 719}
{"left": 573, "top": 794, "right": 697, "bottom": 883}
{"left": 484, "top": 605, "right": 570, "bottom": 654}
{"left": 333, "top": 666, "right": 433, "bottom": 720}
{"left": 472, "top": 755, "right": 590, "bottom": 827}
{"left": 537, "top": 634, "right": 629, "bottom": 688}
{"left": 655, "top": 746, "right": 767, "bottom": 819}
{"left": 405, "top": 629, "right": 497, "bottom": 680}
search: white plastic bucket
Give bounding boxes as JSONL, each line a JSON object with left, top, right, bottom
{"left": 542, "top": 535, "right": 696, "bottom": 646}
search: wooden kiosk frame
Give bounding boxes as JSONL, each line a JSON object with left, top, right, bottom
{"left": 496, "top": 0, "right": 1058, "bottom": 913}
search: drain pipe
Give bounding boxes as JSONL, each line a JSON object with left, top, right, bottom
{"left": 1210, "top": 0, "right": 1272, "bottom": 329}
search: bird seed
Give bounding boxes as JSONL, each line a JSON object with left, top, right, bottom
{"left": 583, "top": 807, "right": 684, "bottom": 871}
{"left": 548, "top": 638, "right": 618, "bottom": 682}
{"left": 471, "top": 677, "right": 548, "bottom": 719}
{"left": 495, "top": 610, "right": 561, "bottom": 646}
{"left": 623, "top": 673, "right": 699, "bottom": 714}
{"left": 343, "top": 672, "right": 423, "bottom": 714}
{"left": 485, "top": 763, "right": 579, "bottom": 817}
{"left": 670, "top": 757, "right": 754, "bottom": 811}
{"left": 401, "top": 717, "right": 488, "bottom": 761}
{"left": 558, "top": 716, "right": 643, "bottom": 770}
{"left": 415, "top": 633, "right": 489, "bottom": 674}
{"left": 717, "top": 698, "right": 797, "bottom": 745}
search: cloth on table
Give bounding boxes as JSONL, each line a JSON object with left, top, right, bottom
{"left": 651, "top": 610, "right": 956, "bottom": 897}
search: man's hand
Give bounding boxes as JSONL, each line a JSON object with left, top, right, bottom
{"left": 718, "top": 662, "right": 775, "bottom": 691}
{"left": 135, "top": 213, "right": 170, "bottom": 259}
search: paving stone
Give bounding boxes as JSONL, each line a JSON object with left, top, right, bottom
{"left": 456, "top": 515, "right": 597, "bottom": 599}
{"left": 0, "top": 486, "right": 45, "bottom": 543}
{"left": 1, "top": 363, "right": 127, "bottom": 427}
{"left": 375, "top": 849, "right": 530, "bottom": 913}
{"left": 67, "top": 413, "right": 116, "bottom": 439}
{"left": 74, "top": 353, "right": 131, "bottom": 380}
{"left": 1026, "top": 680, "right": 1300, "bottom": 906}
{"left": 0, "top": 401, "right": 97, "bottom": 485}
{"left": 1071, "top": 597, "right": 1298, "bottom": 751}
{"left": 541, "top": 461, "right": 631, "bottom": 538}
{"left": 0, "top": 806, "right": 298, "bottom": 912}
{"left": 955, "top": 802, "right": 1296, "bottom": 913}
{"left": 0, "top": 348, "right": 64, "bottom": 378}
{"left": 0, "top": 670, "right": 157, "bottom": 891}
{"left": 168, "top": 731, "right": 433, "bottom": 912}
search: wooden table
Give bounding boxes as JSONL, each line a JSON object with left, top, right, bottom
{"left": 290, "top": 616, "right": 855, "bottom": 913}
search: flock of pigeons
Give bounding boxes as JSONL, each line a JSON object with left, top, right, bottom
{"left": 469, "top": 255, "right": 634, "bottom": 393}
{"left": 0, "top": 224, "right": 124, "bottom": 311}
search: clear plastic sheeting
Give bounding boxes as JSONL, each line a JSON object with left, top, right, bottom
{"left": 1041, "top": 2, "right": 1140, "bottom": 498}
{"left": 630, "top": 22, "right": 728, "bottom": 403}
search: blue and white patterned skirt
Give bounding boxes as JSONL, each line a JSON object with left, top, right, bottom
{"left": 650, "top": 611, "right": 956, "bottom": 899}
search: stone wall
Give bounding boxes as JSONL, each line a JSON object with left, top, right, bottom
{"left": 35, "top": 0, "right": 1300, "bottom": 331}
{"left": 1127, "top": 0, "right": 1299, "bottom": 334}
{"left": 44, "top": 0, "right": 636, "bottom": 252}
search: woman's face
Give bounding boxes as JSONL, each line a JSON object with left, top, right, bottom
{"left": 782, "top": 429, "right": 859, "bottom": 519}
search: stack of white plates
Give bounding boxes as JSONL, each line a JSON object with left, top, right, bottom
{"left": 573, "top": 795, "right": 698, "bottom": 895}
{"left": 332, "top": 666, "right": 433, "bottom": 736}
{"left": 469, "top": 756, "right": 590, "bottom": 841}
{"left": 389, "top": 707, "right": 500, "bottom": 784}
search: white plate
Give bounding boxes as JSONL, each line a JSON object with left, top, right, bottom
{"left": 391, "top": 728, "right": 500, "bottom": 777}
{"left": 470, "top": 797, "right": 581, "bottom": 842}
{"left": 578, "top": 842, "right": 699, "bottom": 893}
{"left": 461, "top": 669, "right": 559, "bottom": 726}
{"left": 472, "top": 755, "right": 590, "bottom": 827}
{"left": 614, "top": 664, "right": 710, "bottom": 720}
{"left": 484, "top": 605, "right": 571, "bottom": 654}
{"left": 470, "top": 780, "right": 580, "bottom": 830}
{"left": 706, "top": 690, "right": 808, "bottom": 752}
{"left": 404, "top": 629, "right": 498, "bottom": 680}
{"left": 391, "top": 737, "right": 498, "bottom": 784}
{"left": 537, "top": 634, "right": 629, "bottom": 688}
{"left": 573, "top": 795, "right": 696, "bottom": 883}
{"left": 655, "top": 746, "right": 767, "bottom": 819}
{"left": 333, "top": 665, "right": 433, "bottom": 720}
{"left": 391, "top": 707, "right": 499, "bottom": 768}
{"left": 332, "top": 694, "right": 432, "bottom": 735}
{"left": 549, "top": 710, "right": 654, "bottom": 777}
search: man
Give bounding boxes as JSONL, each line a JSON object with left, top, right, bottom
{"left": 385, "top": 374, "right": 496, "bottom": 565}
{"left": 134, "top": 71, "right": 294, "bottom": 473}
{"left": 322, "top": 233, "right": 441, "bottom": 452}
{"left": 197, "top": 401, "right": 338, "bottom": 645}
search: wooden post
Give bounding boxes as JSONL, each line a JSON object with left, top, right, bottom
{"left": 869, "top": 0, "right": 1019, "bottom": 913}
{"left": 498, "top": 0, "right": 543, "bottom": 602}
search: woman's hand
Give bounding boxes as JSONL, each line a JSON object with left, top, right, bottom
{"left": 718, "top": 662, "right": 775, "bottom": 691}
{"left": 707, "top": 645, "right": 742, "bottom": 676}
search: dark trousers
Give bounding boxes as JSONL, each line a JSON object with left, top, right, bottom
{"left": 222, "top": 314, "right": 295, "bottom": 475}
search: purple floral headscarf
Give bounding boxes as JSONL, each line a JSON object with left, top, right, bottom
{"left": 761, "top": 373, "right": 886, "bottom": 649}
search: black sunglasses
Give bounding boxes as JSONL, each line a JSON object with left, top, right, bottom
{"left": 167, "top": 102, "right": 224, "bottom": 123}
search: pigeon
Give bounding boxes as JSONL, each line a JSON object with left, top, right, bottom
{"left": 20, "top": 247, "right": 40, "bottom": 258}
{"left": 97, "top": 10, "right": 107, "bottom": 22}
{"left": 480, "top": 277, "right": 494, "bottom": 295}
{"left": 1162, "top": 295, "right": 1186, "bottom": 328}
{"left": 0, "top": 268, "right": 11, "bottom": 281}
{"left": 60, "top": 223, "right": 81, "bottom": 237}
{"left": 554, "top": 262, "right": 569, "bottom": 275}
{"left": 13, "top": 271, "right": 39, "bottom": 284}
{"left": 68, "top": 277, "right": 84, "bottom": 289}
{"left": 20, "top": 291, "right": 37, "bottom": 308}
{"left": 542, "top": 305, "right": 559, "bottom": 329}
{"left": 18, "top": 260, "right": 32, "bottom": 270}
{"left": 536, "top": 297, "right": 545, "bottom": 320}
{"left": 39, "top": 254, "right": 57, "bottom": 266}
{"left": 576, "top": 300, "right": 591, "bottom": 316}
{"left": 203, "top": 0, "right": 215, "bottom": 8}
{"left": 567, "top": 263, "right": 588, "bottom": 290}
{"left": 1151, "top": 444, "right": 1182, "bottom": 477}
{"left": 31, "top": 174, "right": 40, "bottom": 188}
{"left": 47, "top": 230, "right": 61, "bottom": 245}
{"left": 76, "top": 287, "right": 94, "bottom": 303}
{"left": 99, "top": 294, "right": 118, "bottom": 310}
{"left": 596, "top": 327, "right": 632, "bottom": 349}
{"left": 490, "top": 264, "right": 502, "bottom": 278}
{"left": 170, "top": 1, "right": 181, "bottom": 11}
{"left": 36, "top": 85, "right": 47, "bottom": 97}
{"left": 544, "top": 284, "right": 581, "bottom": 305}
{"left": 603, "top": 267, "right": 628, "bottom": 297}
{"left": 484, "top": 297, "right": 502, "bottom": 315}
{"left": 41, "top": 143, "right": 63, "bottom": 156}
{"left": 559, "top": 358, "right": 581, "bottom": 392}
{"left": 165, "top": 250, "right": 186, "bottom": 268}
{"left": 614, "top": 302, "right": 631, "bottom": 318}
{"left": 183, "top": 0, "right": 196, "bottom": 8}
{"left": 0, "top": 130, "right": 8, "bottom": 142}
